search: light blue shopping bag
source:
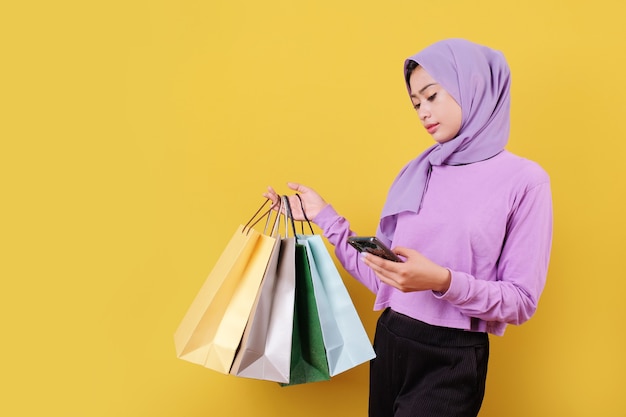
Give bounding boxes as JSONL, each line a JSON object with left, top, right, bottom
{"left": 296, "top": 234, "right": 376, "bottom": 376}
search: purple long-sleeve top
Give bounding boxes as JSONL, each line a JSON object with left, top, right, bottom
{"left": 313, "top": 150, "right": 552, "bottom": 336}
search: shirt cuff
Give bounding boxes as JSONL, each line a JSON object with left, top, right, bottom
{"left": 433, "top": 269, "right": 469, "bottom": 302}
{"left": 311, "top": 204, "right": 338, "bottom": 231}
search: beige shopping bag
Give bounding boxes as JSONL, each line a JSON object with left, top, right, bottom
{"left": 174, "top": 201, "right": 277, "bottom": 373}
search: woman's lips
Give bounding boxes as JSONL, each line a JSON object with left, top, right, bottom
{"left": 425, "top": 123, "right": 439, "bottom": 134}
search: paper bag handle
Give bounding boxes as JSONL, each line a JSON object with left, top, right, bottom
{"left": 242, "top": 199, "right": 274, "bottom": 235}
{"left": 296, "top": 193, "right": 315, "bottom": 235}
{"left": 282, "top": 195, "right": 298, "bottom": 237}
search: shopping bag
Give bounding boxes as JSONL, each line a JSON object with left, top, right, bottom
{"left": 293, "top": 193, "right": 375, "bottom": 376}
{"left": 230, "top": 197, "right": 296, "bottom": 383}
{"left": 280, "top": 197, "right": 330, "bottom": 386}
{"left": 280, "top": 242, "right": 331, "bottom": 386}
{"left": 297, "top": 234, "right": 376, "bottom": 376}
{"left": 174, "top": 201, "right": 277, "bottom": 373}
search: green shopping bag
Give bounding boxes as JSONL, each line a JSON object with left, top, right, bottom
{"left": 280, "top": 243, "right": 330, "bottom": 386}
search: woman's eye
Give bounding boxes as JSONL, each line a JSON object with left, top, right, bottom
{"left": 427, "top": 92, "right": 437, "bottom": 101}
{"left": 414, "top": 103, "right": 421, "bottom": 110}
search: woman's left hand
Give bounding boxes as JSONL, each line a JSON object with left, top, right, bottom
{"left": 360, "top": 246, "right": 452, "bottom": 293}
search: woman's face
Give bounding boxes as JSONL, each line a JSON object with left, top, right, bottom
{"left": 408, "top": 66, "right": 462, "bottom": 144}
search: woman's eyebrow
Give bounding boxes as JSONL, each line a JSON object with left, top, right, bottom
{"left": 410, "top": 83, "right": 438, "bottom": 97}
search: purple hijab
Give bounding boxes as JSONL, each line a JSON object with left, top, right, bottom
{"left": 378, "top": 38, "right": 511, "bottom": 242}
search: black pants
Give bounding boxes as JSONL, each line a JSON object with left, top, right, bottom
{"left": 369, "top": 309, "right": 489, "bottom": 417}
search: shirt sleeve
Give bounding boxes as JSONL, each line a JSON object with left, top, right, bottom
{"left": 435, "top": 181, "right": 553, "bottom": 325}
{"left": 313, "top": 205, "right": 381, "bottom": 294}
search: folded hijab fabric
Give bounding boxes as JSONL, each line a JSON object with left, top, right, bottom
{"left": 378, "top": 38, "right": 512, "bottom": 242}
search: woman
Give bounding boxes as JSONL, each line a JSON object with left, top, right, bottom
{"left": 264, "top": 38, "right": 552, "bottom": 417}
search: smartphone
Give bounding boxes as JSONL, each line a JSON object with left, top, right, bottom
{"left": 347, "top": 236, "right": 403, "bottom": 262}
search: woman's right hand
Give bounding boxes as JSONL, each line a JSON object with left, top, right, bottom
{"left": 263, "top": 182, "right": 329, "bottom": 222}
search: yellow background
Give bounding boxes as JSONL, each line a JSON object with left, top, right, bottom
{"left": 2, "top": 0, "right": 625, "bottom": 416}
